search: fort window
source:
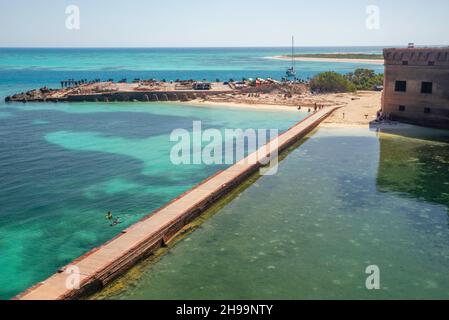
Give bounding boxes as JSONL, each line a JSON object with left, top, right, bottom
{"left": 424, "top": 108, "right": 431, "bottom": 114}
{"left": 395, "top": 81, "right": 407, "bottom": 92}
{"left": 428, "top": 61, "right": 435, "bottom": 66}
{"left": 421, "top": 82, "right": 433, "bottom": 94}
{"left": 402, "top": 61, "right": 409, "bottom": 65}
{"left": 399, "top": 105, "right": 406, "bottom": 112}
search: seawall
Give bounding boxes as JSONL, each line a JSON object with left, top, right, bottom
{"left": 15, "top": 106, "right": 339, "bottom": 300}
{"left": 6, "top": 90, "right": 233, "bottom": 103}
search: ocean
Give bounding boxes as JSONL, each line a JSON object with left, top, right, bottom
{"left": 0, "top": 47, "right": 384, "bottom": 299}
{"left": 0, "top": 47, "right": 384, "bottom": 96}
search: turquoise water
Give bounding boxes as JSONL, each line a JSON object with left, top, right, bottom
{"left": 0, "top": 47, "right": 383, "bottom": 72}
{"left": 0, "top": 47, "right": 384, "bottom": 99}
{"left": 102, "top": 126, "right": 449, "bottom": 300}
{"left": 0, "top": 101, "right": 304, "bottom": 299}
{"left": 0, "top": 47, "right": 384, "bottom": 299}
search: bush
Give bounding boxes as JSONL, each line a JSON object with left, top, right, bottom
{"left": 310, "top": 72, "right": 356, "bottom": 93}
{"left": 310, "top": 69, "right": 384, "bottom": 93}
{"left": 346, "top": 68, "right": 384, "bottom": 90}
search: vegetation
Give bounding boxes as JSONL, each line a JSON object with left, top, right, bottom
{"left": 346, "top": 68, "right": 384, "bottom": 90}
{"left": 293, "top": 53, "right": 383, "bottom": 60}
{"left": 310, "top": 71, "right": 356, "bottom": 93}
{"left": 310, "top": 69, "right": 384, "bottom": 93}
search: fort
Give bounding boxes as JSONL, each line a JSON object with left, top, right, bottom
{"left": 382, "top": 46, "right": 449, "bottom": 129}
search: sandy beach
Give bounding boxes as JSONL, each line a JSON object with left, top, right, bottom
{"left": 270, "top": 55, "right": 384, "bottom": 65}
{"left": 188, "top": 90, "right": 382, "bottom": 128}
{"left": 183, "top": 100, "right": 301, "bottom": 112}
{"left": 319, "top": 91, "right": 382, "bottom": 127}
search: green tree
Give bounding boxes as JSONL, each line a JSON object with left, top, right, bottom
{"left": 346, "top": 68, "right": 384, "bottom": 90}
{"left": 310, "top": 72, "right": 356, "bottom": 93}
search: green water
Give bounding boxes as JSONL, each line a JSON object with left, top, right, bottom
{"left": 101, "top": 126, "right": 449, "bottom": 300}
{"left": 0, "top": 101, "right": 304, "bottom": 299}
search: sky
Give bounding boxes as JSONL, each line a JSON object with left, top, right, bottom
{"left": 0, "top": 0, "right": 448, "bottom": 47}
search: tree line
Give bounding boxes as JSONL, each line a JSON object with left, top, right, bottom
{"left": 310, "top": 69, "right": 384, "bottom": 93}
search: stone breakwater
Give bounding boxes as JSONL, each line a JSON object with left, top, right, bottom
{"left": 4, "top": 81, "right": 236, "bottom": 103}
{"left": 5, "top": 89, "right": 233, "bottom": 103}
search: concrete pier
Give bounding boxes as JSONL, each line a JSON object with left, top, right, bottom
{"left": 15, "top": 106, "right": 338, "bottom": 300}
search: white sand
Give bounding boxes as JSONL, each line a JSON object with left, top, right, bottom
{"left": 182, "top": 100, "right": 302, "bottom": 112}
{"left": 321, "top": 91, "right": 382, "bottom": 127}
{"left": 182, "top": 91, "right": 382, "bottom": 128}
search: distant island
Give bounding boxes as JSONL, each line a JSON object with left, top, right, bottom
{"left": 272, "top": 53, "right": 384, "bottom": 64}
{"left": 293, "top": 53, "right": 383, "bottom": 60}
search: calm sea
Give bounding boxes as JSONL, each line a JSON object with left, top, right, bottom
{"left": 102, "top": 126, "right": 449, "bottom": 300}
{"left": 0, "top": 47, "right": 384, "bottom": 96}
{"left": 0, "top": 47, "right": 384, "bottom": 299}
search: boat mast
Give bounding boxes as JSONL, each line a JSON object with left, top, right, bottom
{"left": 292, "top": 36, "right": 295, "bottom": 70}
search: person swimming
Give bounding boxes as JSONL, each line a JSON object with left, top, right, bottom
{"left": 106, "top": 211, "right": 121, "bottom": 227}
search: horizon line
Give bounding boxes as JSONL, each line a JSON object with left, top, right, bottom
{"left": 0, "top": 44, "right": 447, "bottom": 50}
{"left": 1, "top": 44, "right": 446, "bottom": 49}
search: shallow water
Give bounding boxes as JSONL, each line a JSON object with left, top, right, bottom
{"left": 102, "top": 126, "right": 449, "bottom": 300}
{"left": 0, "top": 46, "right": 390, "bottom": 299}
{"left": 0, "top": 47, "right": 383, "bottom": 100}
{"left": 0, "top": 101, "right": 304, "bottom": 299}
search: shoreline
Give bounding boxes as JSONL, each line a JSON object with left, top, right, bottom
{"left": 188, "top": 90, "right": 382, "bottom": 128}
{"left": 182, "top": 100, "right": 302, "bottom": 112}
{"left": 10, "top": 90, "right": 382, "bottom": 300}
{"left": 270, "top": 55, "right": 384, "bottom": 65}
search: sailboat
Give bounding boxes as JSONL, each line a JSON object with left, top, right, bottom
{"left": 286, "top": 36, "right": 297, "bottom": 78}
